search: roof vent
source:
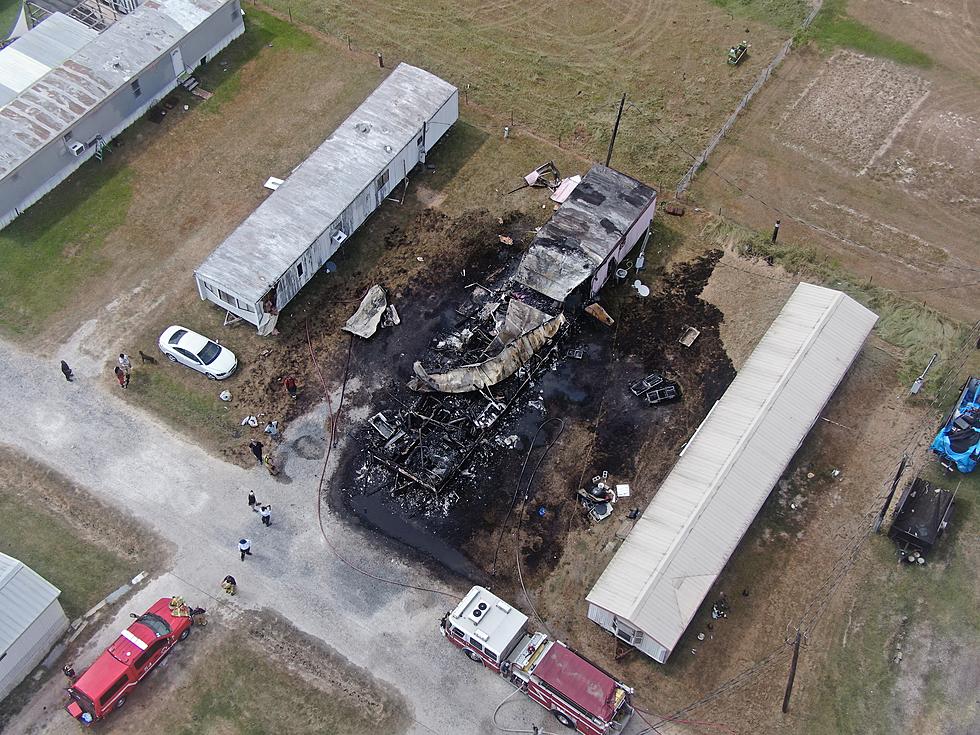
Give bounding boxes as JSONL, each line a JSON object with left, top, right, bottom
{"left": 468, "top": 600, "right": 490, "bottom": 623}
{"left": 355, "top": 122, "right": 371, "bottom": 134}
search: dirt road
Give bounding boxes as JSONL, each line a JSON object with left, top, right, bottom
{"left": 0, "top": 339, "right": 548, "bottom": 735}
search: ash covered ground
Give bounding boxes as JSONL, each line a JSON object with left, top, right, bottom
{"left": 325, "top": 207, "right": 736, "bottom": 584}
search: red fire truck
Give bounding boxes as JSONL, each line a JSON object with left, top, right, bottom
{"left": 65, "top": 597, "right": 197, "bottom": 725}
{"left": 442, "top": 586, "right": 634, "bottom": 735}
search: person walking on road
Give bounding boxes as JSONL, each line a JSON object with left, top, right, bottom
{"left": 118, "top": 353, "right": 132, "bottom": 376}
{"left": 247, "top": 490, "right": 258, "bottom": 511}
{"left": 221, "top": 575, "right": 237, "bottom": 595}
{"left": 283, "top": 375, "right": 298, "bottom": 400}
{"left": 60, "top": 361, "right": 74, "bottom": 382}
{"left": 259, "top": 504, "right": 271, "bottom": 527}
{"left": 248, "top": 440, "right": 263, "bottom": 464}
{"left": 238, "top": 538, "right": 252, "bottom": 561}
{"left": 113, "top": 366, "right": 129, "bottom": 388}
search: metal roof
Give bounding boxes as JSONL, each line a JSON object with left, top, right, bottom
{"left": 0, "top": 0, "right": 232, "bottom": 178}
{"left": 0, "top": 552, "right": 62, "bottom": 654}
{"left": 515, "top": 165, "right": 656, "bottom": 302}
{"left": 586, "top": 283, "right": 878, "bottom": 656}
{"left": 194, "top": 63, "right": 457, "bottom": 304}
{"left": 0, "top": 13, "right": 98, "bottom": 108}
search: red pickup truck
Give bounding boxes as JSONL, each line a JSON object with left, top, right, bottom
{"left": 66, "top": 597, "right": 195, "bottom": 725}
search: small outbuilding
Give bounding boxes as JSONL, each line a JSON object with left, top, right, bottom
{"left": 586, "top": 283, "right": 878, "bottom": 663}
{"left": 193, "top": 63, "right": 459, "bottom": 333}
{"left": 0, "top": 553, "right": 69, "bottom": 700}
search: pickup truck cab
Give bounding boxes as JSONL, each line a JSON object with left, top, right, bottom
{"left": 66, "top": 597, "right": 193, "bottom": 725}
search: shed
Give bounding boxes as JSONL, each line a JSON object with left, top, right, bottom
{"left": 193, "top": 63, "right": 459, "bottom": 332}
{"left": 586, "top": 283, "right": 878, "bottom": 663}
{"left": 1, "top": 0, "right": 245, "bottom": 229}
{"left": 515, "top": 165, "right": 656, "bottom": 304}
{"left": 0, "top": 553, "right": 69, "bottom": 700}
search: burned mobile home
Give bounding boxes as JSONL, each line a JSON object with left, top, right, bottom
{"left": 194, "top": 64, "right": 458, "bottom": 332}
{"left": 359, "top": 166, "right": 657, "bottom": 501}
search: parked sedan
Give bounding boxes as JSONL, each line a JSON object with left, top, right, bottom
{"left": 158, "top": 325, "right": 237, "bottom": 380}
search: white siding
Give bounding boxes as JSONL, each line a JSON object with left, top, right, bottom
{"left": 0, "top": 553, "right": 68, "bottom": 699}
{"left": 586, "top": 283, "right": 878, "bottom": 662}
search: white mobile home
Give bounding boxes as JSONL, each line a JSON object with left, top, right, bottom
{"left": 0, "top": 553, "right": 69, "bottom": 700}
{"left": 586, "top": 284, "right": 878, "bottom": 663}
{"left": 193, "top": 63, "right": 459, "bottom": 332}
{"left": 0, "top": 0, "right": 245, "bottom": 229}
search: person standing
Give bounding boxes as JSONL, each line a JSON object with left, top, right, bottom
{"left": 113, "top": 366, "right": 128, "bottom": 388}
{"left": 238, "top": 538, "right": 252, "bottom": 561}
{"left": 259, "top": 504, "right": 271, "bottom": 527}
{"left": 247, "top": 490, "right": 258, "bottom": 511}
{"left": 283, "top": 375, "right": 298, "bottom": 400}
{"left": 221, "top": 575, "right": 237, "bottom": 595}
{"left": 118, "top": 353, "right": 132, "bottom": 376}
{"left": 248, "top": 440, "right": 263, "bottom": 464}
{"left": 60, "top": 361, "right": 74, "bottom": 382}
{"left": 63, "top": 664, "right": 76, "bottom": 681}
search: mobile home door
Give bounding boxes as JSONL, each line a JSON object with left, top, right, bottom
{"left": 170, "top": 48, "right": 185, "bottom": 78}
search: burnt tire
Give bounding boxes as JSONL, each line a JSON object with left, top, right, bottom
{"left": 552, "top": 710, "right": 575, "bottom": 728}
{"left": 464, "top": 649, "right": 481, "bottom": 663}
{"left": 179, "top": 627, "right": 191, "bottom": 641}
{"left": 115, "top": 696, "right": 126, "bottom": 710}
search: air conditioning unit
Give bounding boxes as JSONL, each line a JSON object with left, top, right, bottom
{"left": 332, "top": 230, "right": 348, "bottom": 245}
{"left": 68, "top": 141, "right": 85, "bottom": 157}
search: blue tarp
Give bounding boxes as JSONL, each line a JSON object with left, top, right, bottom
{"left": 930, "top": 377, "right": 980, "bottom": 473}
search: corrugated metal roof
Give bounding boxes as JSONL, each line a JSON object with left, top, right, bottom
{"left": 0, "top": 552, "right": 62, "bottom": 653}
{"left": 515, "top": 165, "right": 656, "bottom": 303}
{"left": 0, "top": 13, "right": 98, "bottom": 107}
{"left": 586, "top": 283, "right": 878, "bottom": 656}
{"left": 194, "top": 63, "right": 457, "bottom": 304}
{"left": 0, "top": 0, "right": 231, "bottom": 178}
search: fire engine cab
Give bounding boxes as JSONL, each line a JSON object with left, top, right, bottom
{"left": 65, "top": 597, "right": 195, "bottom": 725}
{"left": 442, "top": 587, "right": 634, "bottom": 735}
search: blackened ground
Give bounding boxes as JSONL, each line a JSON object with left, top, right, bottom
{"left": 325, "top": 213, "right": 736, "bottom": 587}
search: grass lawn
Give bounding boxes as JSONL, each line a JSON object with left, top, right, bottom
{"left": 0, "top": 482, "right": 135, "bottom": 621}
{"left": 154, "top": 626, "right": 409, "bottom": 735}
{"left": 708, "top": 0, "right": 810, "bottom": 31}
{"left": 0, "top": 164, "right": 133, "bottom": 337}
{"left": 798, "top": 0, "right": 932, "bottom": 67}
{"left": 0, "top": 0, "right": 20, "bottom": 38}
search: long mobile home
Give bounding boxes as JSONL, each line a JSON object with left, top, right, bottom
{"left": 193, "top": 63, "right": 458, "bottom": 333}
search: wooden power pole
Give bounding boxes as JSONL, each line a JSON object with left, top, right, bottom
{"left": 605, "top": 93, "right": 627, "bottom": 167}
{"left": 782, "top": 630, "right": 802, "bottom": 713}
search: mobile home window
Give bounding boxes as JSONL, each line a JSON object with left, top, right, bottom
{"left": 297, "top": 263, "right": 304, "bottom": 278}
{"left": 216, "top": 289, "right": 236, "bottom": 306}
{"left": 131, "top": 79, "right": 141, "bottom": 98}
{"left": 417, "top": 133, "right": 424, "bottom": 146}
{"left": 375, "top": 169, "right": 390, "bottom": 192}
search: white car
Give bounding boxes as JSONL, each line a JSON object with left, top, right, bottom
{"left": 158, "top": 325, "right": 237, "bottom": 380}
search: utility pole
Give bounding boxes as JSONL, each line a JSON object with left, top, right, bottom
{"left": 605, "top": 93, "right": 627, "bottom": 167}
{"left": 782, "top": 630, "right": 802, "bottom": 713}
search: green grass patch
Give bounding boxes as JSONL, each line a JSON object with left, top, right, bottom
{"left": 797, "top": 0, "right": 932, "bottom": 67}
{"left": 166, "top": 638, "right": 402, "bottom": 735}
{"left": 0, "top": 495, "right": 133, "bottom": 620}
{"left": 129, "top": 368, "right": 242, "bottom": 443}
{"left": 197, "top": 9, "right": 314, "bottom": 112}
{"left": 708, "top": 0, "right": 810, "bottom": 32}
{"left": 0, "top": 164, "right": 132, "bottom": 336}
{"left": 0, "top": 0, "right": 21, "bottom": 38}
{"left": 701, "top": 218, "right": 969, "bottom": 390}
